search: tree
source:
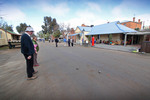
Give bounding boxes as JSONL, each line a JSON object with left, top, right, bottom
{"left": 53, "top": 30, "right": 62, "bottom": 38}
{"left": 108, "top": 34, "right": 112, "bottom": 44}
{"left": 59, "top": 23, "right": 65, "bottom": 32}
{"left": 52, "top": 18, "right": 59, "bottom": 32}
{"left": 37, "top": 31, "right": 44, "bottom": 38}
{"left": 58, "top": 23, "right": 71, "bottom": 38}
{"left": 88, "top": 35, "right": 91, "bottom": 42}
{"left": 0, "top": 21, "right": 13, "bottom": 32}
{"left": 5, "top": 24, "right": 13, "bottom": 31}
{"left": 135, "top": 28, "right": 139, "bottom": 31}
{"left": 42, "top": 16, "right": 52, "bottom": 34}
{"left": 16, "top": 23, "right": 28, "bottom": 34}
{"left": 42, "top": 16, "right": 59, "bottom": 34}
{"left": 66, "top": 23, "right": 71, "bottom": 32}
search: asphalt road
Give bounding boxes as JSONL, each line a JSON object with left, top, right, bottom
{"left": 0, "top": 42, "right": 150, "bottom": 100}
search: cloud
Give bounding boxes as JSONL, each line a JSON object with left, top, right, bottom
{"left": 137, "top": 14, "right": 150, "bottom": 26}
{"left": 59, "top": 2, "right": 103, "bottom": 28}
{"left": 63, "top": 10, "right": 106, "bottom": 29}
{"left": 1, "top": 4, "right": 26, "bottom": 22}
{"left": 111, "top": 0, "right": 138, "bottom": 17}
{"left": 41, "top": 2, "right": 70, "bottom": 16}
{"left": 87, "top": 2, "right": 101, "bottom": 12}
{"left": 111, "top": 0, "right": 150, "bottom": 26}
{"left": 111, "top": 6, "right": 122, "bottom": 17}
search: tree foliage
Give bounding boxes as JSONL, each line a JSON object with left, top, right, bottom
{"left": 41, "top": 16, "right": 59, "bottom": 34}
{"left": 59, "top": 23, "right": 65, "bottom": 32}
{"left": 16, "top": 23, "right": 28, "bottom": 34}
{"left": 53, "top": 30, "right": 62, "bottom": 38}
{"left": 0, "top": 20, "right": 13, "bottom": 31}
{"left": 66, "top": 23, "right": 71, "bottom": 32}
{"left": 37, "top": 31, "right": 44, "bottom": 38}
{"left": 59, "top": 23, "right": 71, "bottom": 33}
{"left": 108, "top": 34, "right": 112, "bottom": 44}
{"left": 135, "top": 28, "right": 139, "bottom": 31}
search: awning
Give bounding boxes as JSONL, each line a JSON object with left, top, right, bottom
{"left": 69, "top": 33, "right": 82, "bottom": 36}
{"left": 127, "top": 32, "right": 150, "bottom": 35}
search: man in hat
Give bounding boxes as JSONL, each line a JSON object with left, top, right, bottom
{"left": 21, "top": 26, "right": 38, "bottom": 80}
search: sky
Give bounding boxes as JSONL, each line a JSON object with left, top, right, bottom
{"left": 0, "top": 0, "right": 150, "bottom": 34}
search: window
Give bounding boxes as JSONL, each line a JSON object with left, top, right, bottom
{"left": 124, "top": 24, "right": 126, "bottom": 26}
{"left": 0, "top": 31, "right": 2, "bottom": 38}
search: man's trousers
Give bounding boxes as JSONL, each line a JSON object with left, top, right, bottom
{"left": 24, "top": 54, "right": 34, "bottom": 78}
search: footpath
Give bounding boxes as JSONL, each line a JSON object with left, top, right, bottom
{"left": 94, "top": 44, "right": 140, "bottom": 52}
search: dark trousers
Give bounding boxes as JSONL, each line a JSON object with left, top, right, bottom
{"left": 68, "top": 42, "right": 70, "bottom": 47}
{"left": 24, "top": 54, "right": 34, "bottom": 78}
{"left": 71, "top": 43, "right": 73, "bottom": 47}
{"left": 56, "top": 42, "right": 58, "bottom": 47}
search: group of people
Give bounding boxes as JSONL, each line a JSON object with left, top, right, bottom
{"left": 54, "top": 37, "right": 74, "bottom": 47}
{"left": 21, "top": 27, "right": 39, "bottom": 80}
{"left": 21, "top": 27, "right": 75, "bottom": 80}
{"left": 68, "top": 38, "right": 74, "bottom": 47}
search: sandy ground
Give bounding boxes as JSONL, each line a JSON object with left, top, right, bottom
{"left": 0, "top": 42, "right": 150, "bottom": 100}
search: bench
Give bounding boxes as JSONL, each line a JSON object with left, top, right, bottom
{"left": 8, "top": 41, "right": 21, "bottom": 49}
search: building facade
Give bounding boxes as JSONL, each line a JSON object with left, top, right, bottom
{"left": 121, "top": 17, "right": 142, "bottom": 30}
{"left": 74, "top": 26, "right": 91, "bottom": 45}
{"left": 0, "top": 28, "right": 21, "bottom": 46}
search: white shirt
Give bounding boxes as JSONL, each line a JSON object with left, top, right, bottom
{"left": 25, "top": 32, "right": 31, "bottom": 38}
{"left": 70, "top": 39, "right": 72, "bottom": 43}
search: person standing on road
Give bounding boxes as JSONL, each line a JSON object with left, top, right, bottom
{"left": 55, "top": 37, "right": 59, "bottom": 47}
{"left": 71, "top": 38, "right": 74, "bottom": 47}
{"left": 48, "top": 38, "right": 51, "bottom": 43}
{"left": 21, "top": 27, "right": 38, "bottom": 80}
{"left": 43, "top": 38, "right": 45, "bottom": 43}
{"left": 68, "top": 37, "right": 70, "bottom": 47}
{"left": 32, "top": 36, "right": 39, "bottom": 67}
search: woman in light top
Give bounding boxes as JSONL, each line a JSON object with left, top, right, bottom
{"left": 32, "top": 36, "right": 39, "bottom": 67}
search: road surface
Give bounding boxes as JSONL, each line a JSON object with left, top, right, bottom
{"left": 0, "top": 42, "right": 150, "bottom": 100}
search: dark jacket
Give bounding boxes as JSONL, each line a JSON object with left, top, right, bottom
{"left": 68, "top": 39, "right": 70, "bottom": 43}
{"left": 21, "top": 33, "right": 35, "bottom": 55}
{"left": 55, "top": 38, "right": 59, "bottom": 43}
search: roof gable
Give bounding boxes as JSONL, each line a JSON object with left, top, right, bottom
{"left": 77, "top": 26, "right": 91, "bottom": 32}
{"left": 7, "top": 30, "right": 21, "bottom": 35}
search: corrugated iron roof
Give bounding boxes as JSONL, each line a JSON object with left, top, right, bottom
{"left": 86, "top": 21, "right": 137, "bottom": 35}
{"left": 69, "top": 33, "right": 82, "bottom": 36}
{"left": 0, "top": 28, "right": 21, "bottom": 36}
{"left": 77, "top": 26, "right": 92, "bottom": 32}
{"left": 7, "top": 30, "right": 21, "bottom": 36}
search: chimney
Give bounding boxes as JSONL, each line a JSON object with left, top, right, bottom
{"left": 138, "top": 19, "right": 141, "bottom": 23}
{"left": 133, "top": 17, "right": 135, "bottom": 22}
{"left": 90, "top": 25, "right": 94, "bottom": 27}
{"left": 81, "top": 24, "right": 86, "bottom": 27}
{"left": 71, "top": 28, "right": 74, "bottom": 33}
{"left": 71, "top": 28, "right": 74, "bottom": 31}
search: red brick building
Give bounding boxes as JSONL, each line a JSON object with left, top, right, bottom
{"left": 121, "top": 17, "right": 142, "bottom": 30}
{"left": 69, "top": 28, "right": 76, "bottom": 42}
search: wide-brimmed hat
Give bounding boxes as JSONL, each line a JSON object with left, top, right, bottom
{"left": 25, "top": 27, "right": 34, "bottom": 32}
